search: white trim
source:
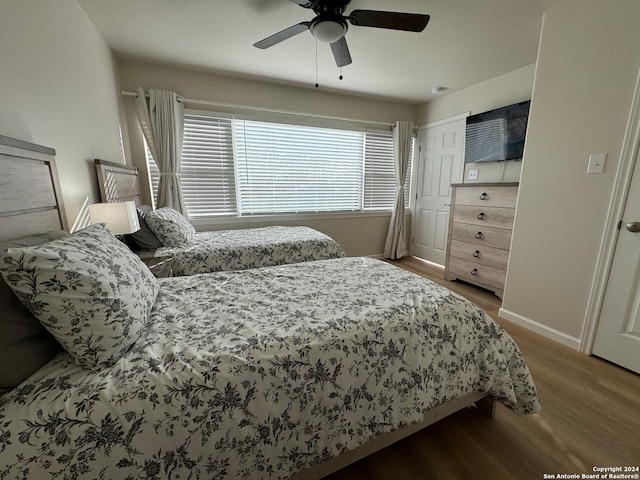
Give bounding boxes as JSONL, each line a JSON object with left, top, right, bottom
{"left": 580, "top": 66, "right": 640, "bottom": 354}
{"left": 420, "top": 112, "right": 471, "bottom": 130}
{"left": 499, "top": 308, "right": 580, "bottom": 350}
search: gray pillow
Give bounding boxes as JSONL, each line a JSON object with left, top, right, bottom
{"left": 0, "top": 231, "right": 67, "bottom": 394}
{"left": 145, "top": 207, "right": 195, "bottom": 247}
{"left": 1, "top": 224, "right": 159, "bottom": 370}
{"left": 128, "top": 205, "right": 163, "bottom": 250}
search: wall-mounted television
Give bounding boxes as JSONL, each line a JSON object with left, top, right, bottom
{"left": 464, "top": 100, "right": 531, "bottom": 163}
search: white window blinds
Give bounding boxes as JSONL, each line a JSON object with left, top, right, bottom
{"left": 363, "top": 132, "right": 413, "bottom": 210}
{"left": 181, "top": 113, "right": 236, "bottom": 217}
{"left": 234, "top": 120, "right": 363, "bottom": 214}
{"left": 363, "top": 131, "right": 394, "bottom": 210}
{"left": 146, "top": 113, "right": 237, "bottom": 217}
{"left": 146, "top": 110, "right": 413, "bottom": 218}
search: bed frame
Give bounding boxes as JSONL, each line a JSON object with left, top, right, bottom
{"left": 292, "top": 393, "right": 495, "bottom": 479}
{"left": 0, "top": 135, "right": 68, "bottom": 241}
{"left": 1, "top": 135, "right": 496, "bottom": 479}
{"left": 95, "top": 158, "right": 143, "bottom": 205}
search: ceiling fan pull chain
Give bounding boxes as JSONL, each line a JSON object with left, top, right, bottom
{"left": 315, "top": 38, "right": 319, "bottom": 88}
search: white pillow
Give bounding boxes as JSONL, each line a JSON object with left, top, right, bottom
{"left": 144, "top": 207, "right": 195, "bottom": 247}
{"left": 0, "top": 224, "right": 159, "bottom": 370}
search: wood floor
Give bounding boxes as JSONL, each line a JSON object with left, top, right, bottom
{"left": 324, "top": 257, "right": 640, "bottom": 480}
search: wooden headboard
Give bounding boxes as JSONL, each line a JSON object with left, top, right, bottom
{"left": 95, "top": 159, "right": 142, "bottom": 206}
{"left": 0, "top": 135, "right": 68, "bottom": 242}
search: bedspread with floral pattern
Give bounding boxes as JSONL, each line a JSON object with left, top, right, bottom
{"left": 0, "top": 257, "right": 540, "bottom": 480}
{"left": 156, "top": 226, "right": 346, "bottom": 275}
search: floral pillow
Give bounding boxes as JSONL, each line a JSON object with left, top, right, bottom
{"left": 0, "top": 224, "right": 159, "bottom": 370}
{"left": 0, "top": 231, "right": 67, "bottom": 393}
{"left": 144, "top": 207, "right": 195, "bottom": 247}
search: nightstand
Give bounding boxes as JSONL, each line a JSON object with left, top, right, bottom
{"left": 140, "top": 254, "right": 173, "bottom": 278}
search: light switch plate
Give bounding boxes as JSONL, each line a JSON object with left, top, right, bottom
{"left": 468, "top": 169, "right": 479, "bottom": 180}
{"left": 587, "top": 153, "right": 607, "bottom": 174}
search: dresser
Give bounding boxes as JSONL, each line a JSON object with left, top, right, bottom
{"left": 444, "top": 183, "right": 518, "bottom": 298}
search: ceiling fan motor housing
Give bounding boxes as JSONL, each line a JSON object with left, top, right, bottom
{"left": 310, "top": 0, "right": 351, "bottom": 16}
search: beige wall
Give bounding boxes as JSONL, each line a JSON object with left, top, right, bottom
{"left": 0, "top": 0, "right": 126, "bottom": 228}
{"left": 502, "top": 0, "right": 640, "bottom": 343}
{"left": 417, "top": 64, "right": 535, "bottom": 184}
{"left": 117, "top": 58, "right": 419, "bottom": 256}
{"left": 416, "top": 64, "right": 535, "bottom": 126}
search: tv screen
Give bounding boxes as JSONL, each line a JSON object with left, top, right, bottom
{"left": 464, "top": 100, "right": 531, "bottom": 163}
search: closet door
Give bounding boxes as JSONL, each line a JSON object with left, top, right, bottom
{"left": 411, "top": 117, "right": 465, "bottom": 265}
{"left": 592, "top": 150, "right": 640, "bottom": 374}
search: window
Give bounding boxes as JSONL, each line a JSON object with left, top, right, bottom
{"left": 146, "top": 110, "right": 413, "bottom": 218}
{"left": 235, "top": 120, "right": 363, "bottom": 214}
{"left": 363, "top": 131, "right": 413, "bottom": 210}
{"left": 181, "top": 114, "right": 236, "bottom": 217}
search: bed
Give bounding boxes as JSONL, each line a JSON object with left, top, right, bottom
{"left": 0, "top": 136, "right": 541, "bottom": 479}
{"left": 95, "top": 159, "right": 346, "bottom": 275}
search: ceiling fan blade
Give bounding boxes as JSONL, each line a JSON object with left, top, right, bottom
{"left": 253, "top": 22, "right": 311, "bottom": 49}
{"left": 348, "top": 10, "right": 430, "bottom": 32}
{"left": 330, "top": 37, "right": 352, "bottom": 67}
{"left": 288, "top": 0, "right": 313, "bottom": 7}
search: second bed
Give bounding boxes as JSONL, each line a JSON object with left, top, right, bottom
{"left": 95, "top": 159, "right": 346, "bottom": 275}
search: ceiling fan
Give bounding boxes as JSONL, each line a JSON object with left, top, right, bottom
{"left": 253, "top": 0, "right": 430, "bottom": 67}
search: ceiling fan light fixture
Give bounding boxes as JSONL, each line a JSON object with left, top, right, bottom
{"left": 310, "top": 19, "right": 347, "bottom": 43}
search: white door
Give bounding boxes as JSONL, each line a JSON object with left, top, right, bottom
{"left": 592, "top": 149, "right": 640, "bottom": 373}
{"left": 411, "top": 118, "right": 466, "bottom": 265}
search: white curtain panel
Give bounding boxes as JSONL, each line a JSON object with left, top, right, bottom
{"left": 134, "top": 87, "right": 187, "bottom": 216}
{"left": 384, "top": 120, "right": 413, "bottom": 259}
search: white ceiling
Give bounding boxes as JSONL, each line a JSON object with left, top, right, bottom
{"left": 76, "top": 0, "right": 565, "bottom": 104}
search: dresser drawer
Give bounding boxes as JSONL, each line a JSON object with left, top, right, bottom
{"left": 452, "top": 205, "right": 515, "bottom": 229}
{"left": 449, "top": 239, "right": 509, "bottom": 269}
{"left": 451, "top": 223, "right": 513, "bottom": 250}
{"left": 454, "top": 186, "right": 518, "bottom": 208}
{"left": 448, "top": 257, "right": 506, "bottom": 290}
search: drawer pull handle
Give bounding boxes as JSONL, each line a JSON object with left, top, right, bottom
{"left": 479, "top": 193, "right": 488, "bottom": 200}
{"left": 470, "top": 268, "right": 478, "bottom": 276}
{"left": 473, "top": 250, "right": 480, "bottom": 257}
{"left": 475, "top": 231, "right": 483, "bottom": 239}
{"left": 477, "top": 212, "right": 485, "bottom": 220}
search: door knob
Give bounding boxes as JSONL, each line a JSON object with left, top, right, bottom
{"left": 626, "top": 221, "right": 640, "bottom": 233}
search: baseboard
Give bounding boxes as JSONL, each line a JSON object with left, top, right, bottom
{"left": 366, "top": 253, "right": 385, "bottom": 259}
{"left": 498, "top": 308, "right": 581, "bottom": 350}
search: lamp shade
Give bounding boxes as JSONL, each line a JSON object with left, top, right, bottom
{"left": 88, "top": 201, "right": 140, "bottom": 235}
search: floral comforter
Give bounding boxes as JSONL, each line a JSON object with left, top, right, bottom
{"left": 155, "top": 225, "right": 346, "bottom": 275}
{"left": 0, "top": 257, "right": 540, "bottom": 480}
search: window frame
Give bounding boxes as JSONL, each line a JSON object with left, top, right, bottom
{"left": 145, "top": 109, "right": 415, "bottom": 225}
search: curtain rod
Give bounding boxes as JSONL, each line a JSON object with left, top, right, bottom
{"left": 120, "top": 90, "right": 394, "bottom": 127}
